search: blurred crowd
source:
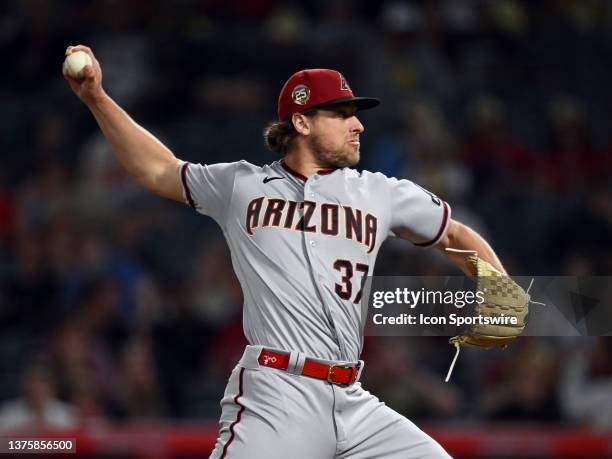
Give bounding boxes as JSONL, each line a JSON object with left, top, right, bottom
{"left": 1, "top": 0, "right": 612, "bottom": 431}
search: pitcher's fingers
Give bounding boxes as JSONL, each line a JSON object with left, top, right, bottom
{"left": 71, "top": 44, "right": 92, "bottom": 53}
{"left": 66, "top": 45, "right": 94, "bottom": 60}
{"left": 65, "top": 44, "right": 89, "bottom": 55}
{"left": 82, "top": 65, "right": 95, "bottom": 80}
{"left": 91, "top": 54, "right": 101, "bottom": 68}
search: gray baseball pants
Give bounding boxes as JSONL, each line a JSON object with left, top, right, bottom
{"left": 209, "top": 345, "right": 452, "bottom": 459}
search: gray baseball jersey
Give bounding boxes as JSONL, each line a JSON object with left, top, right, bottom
{"left": 180, "top": 159, "right": 450, "bottom": 362}
{"left": 181, "top": 159, "right": 452, "bottom": 459}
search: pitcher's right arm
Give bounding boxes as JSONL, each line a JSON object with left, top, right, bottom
{"left": 63, "top": 45, "right": 183, "bottom": 202}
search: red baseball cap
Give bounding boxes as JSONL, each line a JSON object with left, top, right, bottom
{"left": 277, "top": 69, "right": 380, "bottom": 121}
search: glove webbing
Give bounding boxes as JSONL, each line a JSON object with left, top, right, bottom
{"left": 442, "top": 249, "right": 544, "bottom": 382}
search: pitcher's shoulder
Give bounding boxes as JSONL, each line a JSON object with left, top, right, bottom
{"left": 344, "top": 168, "right": 395, "bottom": 184}
{"left": 233, "top": 160, "right": 273, "bottom": 176}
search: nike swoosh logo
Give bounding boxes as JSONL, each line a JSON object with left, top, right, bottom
{"left": 263, "top": 176, "right": 285, "bottom": 184}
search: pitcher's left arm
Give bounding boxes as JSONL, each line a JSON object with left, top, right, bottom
{"left": 436, "top": 219, "right": 506, "bottom": 276}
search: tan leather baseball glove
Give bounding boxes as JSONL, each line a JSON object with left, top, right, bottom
{"left": 445, "top": 250, "right": 531, "bottom": 381}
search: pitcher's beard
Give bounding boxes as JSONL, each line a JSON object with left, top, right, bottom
{"left": 309, "top": 134, "right": 360, "bottom": 168}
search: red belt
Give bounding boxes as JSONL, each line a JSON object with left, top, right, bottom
{"left": 258, "top": 349, "right": 361, "bottom": 386}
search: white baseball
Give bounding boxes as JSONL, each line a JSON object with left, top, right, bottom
{"left": 63, "top": 51, "right": 92, "bottom": 79}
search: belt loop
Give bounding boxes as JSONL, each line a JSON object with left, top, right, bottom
{"left": 239, "top": 345, "right": 264, "bottom": 370}
{"left": 289, "top": 351, "right": 306, "bottom": 375}
{"left": 354, "top": 360, "right": 365, "bottom": 383}
{"left": 286, "top": 350, "right": 299, "bottom": 374}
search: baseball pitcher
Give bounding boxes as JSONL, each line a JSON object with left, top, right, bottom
{"left": 64, "top": 44, "right": 514, "bottom": 459}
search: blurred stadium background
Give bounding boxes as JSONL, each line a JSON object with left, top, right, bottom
{"left": 1, "top": 0, "right": 612, "bottom": 457}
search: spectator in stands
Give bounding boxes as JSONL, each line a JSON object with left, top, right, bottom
{"left": 0, "top": 364, "right": 77, "bottom": 431}
{"left": 462, "top": 95, "right": 533, "bottom": 198}
{"left": 480, "top": 340, "right": 562, "bottom": 423}
{"left": 546, "top": 182, "right": 612, "bottom": 275}
{"left": 561, "top": 337, "right": 612, "bottom": 429}
{"left": 539, "top": 96, "right": 599, "bottom": 193}
{"left": 120, "top": 335, "right": 166, "bottom": 419}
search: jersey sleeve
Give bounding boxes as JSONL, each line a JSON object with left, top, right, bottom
{"left": 387, "top": 177, "right": 451, "bottom": 247}
{"left": 179, "top": 161, "right": 239, "bottom": 225}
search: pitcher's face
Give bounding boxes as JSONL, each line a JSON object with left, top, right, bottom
{"left": 307, "top": 104, "right": 364, "bottom": 168}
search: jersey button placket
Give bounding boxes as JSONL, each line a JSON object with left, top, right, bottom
{"left": 304, "top": 177, "right": 347, "bottom": 360}
{"left": 304, "top": 182, "right": 315, "bottom": 249}
{"left": 309, "top": 177, "right": 316, "bottom": 198}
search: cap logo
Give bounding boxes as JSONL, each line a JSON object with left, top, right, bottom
{"left": 292, "top": 85, "right": 310, "bottom": 105}
{"left": 340, "top": 74, "right": 351, "bottom": 91}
